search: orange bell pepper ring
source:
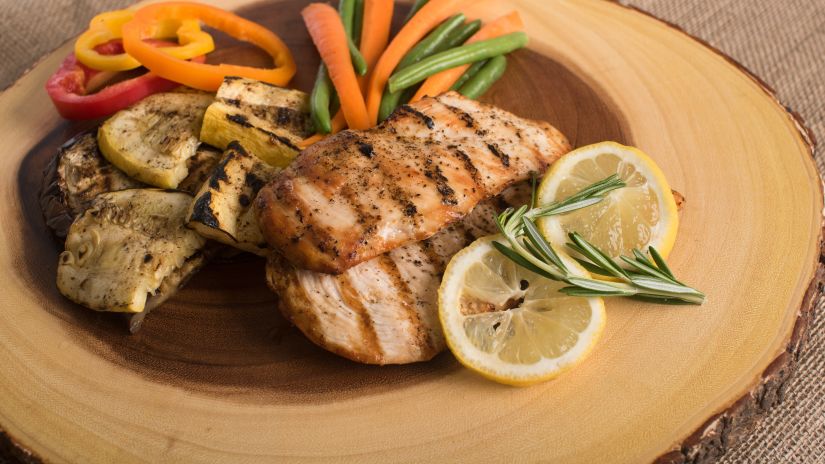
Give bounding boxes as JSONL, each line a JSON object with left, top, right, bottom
{"left": 122, "top": 2, "right": 296, "bottom": 91}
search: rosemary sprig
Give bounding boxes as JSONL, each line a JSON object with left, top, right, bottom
{"left": 493, "top": 176, "right": 705, "bottom": 305}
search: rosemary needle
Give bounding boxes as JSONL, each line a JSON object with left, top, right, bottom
{"left": 493, "top": 175, "right": 705, "bottom": 305}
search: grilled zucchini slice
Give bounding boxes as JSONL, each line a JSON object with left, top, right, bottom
{"left": 199, "top": 77, "right": 312, "bottom": 167}
{"left": 187, "top": 142, "right": 280, "bottom": 255}
{"left": 127, "top": 244, "right": 215, "bottom": 333}
{"left": 57, "top": 189, "right": 207, "bottom": 313}
{"left": 40, "top": 131, "right": 145, "bottom": 238}
{"left": 177, "top": 144, "right": 223, "bottom": 194}
{"left": 98, "top": 92, "right": 214, "bottom": 189}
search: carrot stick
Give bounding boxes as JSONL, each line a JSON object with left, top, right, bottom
{"left": 298, "top": 111, "right": 347, "bottom": 149}
{"left": 364, "top": 0, "right": 467, "bottom": 125}
{"left": 359, "top": 0, "right": 394, "bottom": 85}
{"left": 302, "top": 3, "right": 371, "bottom": 130}
{"left": 411, "top": 10, "right": 523, "bottom": 102}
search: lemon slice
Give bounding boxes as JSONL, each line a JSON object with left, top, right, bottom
{"left": 538, "top": 142, "right": 679, "bottom": 259}
{"left": 439, "top": 235, "right": 606, "bottom": 386}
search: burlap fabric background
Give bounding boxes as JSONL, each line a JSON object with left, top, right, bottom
{"left": 0, "top": 0, "right": 822, "bottom": 463}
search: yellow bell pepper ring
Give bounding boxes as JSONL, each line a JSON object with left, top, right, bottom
{"left": 75, "top": 9, "right": 215, "bottom": 72}
{"left": 122, "top": 2, "right": 296, "bottom": 91}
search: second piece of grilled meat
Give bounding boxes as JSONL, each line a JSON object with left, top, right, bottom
{"left": 256, "top": 92, "right": 570, "bottom": 274}
{"left": 266, "top": 185, "right": 530, "bottom": 364}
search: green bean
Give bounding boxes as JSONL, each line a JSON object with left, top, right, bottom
{"left": 339, "top": 0, "right": 368, "bottom": 76}
{"left": 458, "top": 55, "right": 507, "bottom": 99}
{"left": 449, "top": 59, "right": 487, "bottom": 91}
{"left": 388, "top": 32, "right": 528, "bottom": 93}
{"left": 404, "top": 0, "right": 429, "bottom": 23}
{"left": 443, "top": 19, "right": 481, "bottom": 49}
{"left": 348, "top": 40, "right": 368, "bottom": 75}
{"left": 352, "top": 0, "right": 364, "bottom": 47}
{"left": 398, "top": 14, "right": 466, "bottom": 70}
{"left": 339, "top": 0, "right": 356, "bottom": 32}
{"left": 310, "top": 65, "right": 335, "bottom": 134}
{"left": 377, "top": 14, "right": 465, "bottom": 122}
{"left": 377, "top": 89, "right": 399, "bottom": 123}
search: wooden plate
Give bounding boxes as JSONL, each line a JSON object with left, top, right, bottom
{"left": 0, "top": 1, "right": 820, "bottom": 463}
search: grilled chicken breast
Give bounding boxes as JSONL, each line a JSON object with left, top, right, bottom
{"left": 266, "top": 184, "right": 530, "bottom": 364}
{"left": 256, "top": 92, "right": 570, "bottom": 274}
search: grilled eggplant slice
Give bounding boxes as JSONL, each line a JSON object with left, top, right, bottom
{"left": 98, "top": 92, "right": 214, "bottom": 189}
{"left": 40, "top": 131, "right": 145, "bottom": 238}
{"left": 187, "top": 142, "right": 280, "bottom": 255}
{"left": 57, "top": 189, "right": 207, "bottom": 313}
{"left": 199, "top": 77, "right": 312, "bottom": 167}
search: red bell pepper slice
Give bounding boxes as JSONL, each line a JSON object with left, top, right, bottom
{"left": 45, "top": 39, "right": 205, "bottom": 120}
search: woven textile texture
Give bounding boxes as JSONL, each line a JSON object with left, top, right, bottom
{"left": 1, "top": 0, "right": 823, "bottom": 463}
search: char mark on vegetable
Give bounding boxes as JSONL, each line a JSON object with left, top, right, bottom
{"left": 190, "top": 192, "right": 220, "bottom": 228}
{"left": 208, "top": 152, "right": 234, "bottom": 190}
{"left": 227, "top": 113, "right": 253, "bottom": 128}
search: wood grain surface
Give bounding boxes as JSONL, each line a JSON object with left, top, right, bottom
{"left": 0, "top": 1, "right": 820, "bottom": 463}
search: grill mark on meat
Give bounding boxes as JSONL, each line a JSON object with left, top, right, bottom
{"left": 338, "top": 141, "right": 382, "bottom": 255}
{"left": 440, "top": 99, "right": 513, "bottom": 168}
{"left": 424, "top": 157, "right": 458, "bottom": 206}
{"left": 442, "top": 102, "right": 477, "bottom": 129}
{"left": 357, "top": 141, "right": 375, "bottom": 158}
{"left": 418, "top": 237, "right": 445, "bottom": 270}
{"left": 447, "top": 146, "right": 485, "bottom": 196}
{"left": 377, "top": 254, "right": 432, "bottom": 352}
{"left": 486, "top": 142, "right": 510, "bottom": 167}
{"left": 396, "top": 104, "right": 435, "bottom": 129}
{"left": 338, "top": 273, "right": 382, "bottom": 359}
{"left": 366, "top": 134, "right": 421, "bottom": 230}
{"left": 277, "top": 180, "right": 337, "bottom": 256}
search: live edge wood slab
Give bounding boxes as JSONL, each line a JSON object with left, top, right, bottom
{"left": 0, "top": 1, "right": 820, "bottom": 463}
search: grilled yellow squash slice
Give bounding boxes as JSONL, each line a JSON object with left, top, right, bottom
{"left": 98, "top": 92, "right": 214, "bottom": 189}
{"left": 199, "top": 77, "right": 312, "bottom": 167}
{"left": 187, "top": 142, "right": 280, "bottom": 255}
{"left": 57, "top": 189, "right": 207, "bottom": 314}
